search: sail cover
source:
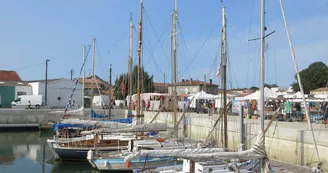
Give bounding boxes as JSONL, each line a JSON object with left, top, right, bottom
{"left": 124, "top": 148, "right": 227, "bottom": 161}
{"left": 124, "top": 131, "right": 271, "bottom": 173}
{"left": 81, "top": 123, "right": 167, "bottom": 135}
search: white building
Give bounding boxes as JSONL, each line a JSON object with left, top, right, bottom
{"left": 28, "top": 78, "right": 83, "bottom": 108}
{"left": 14, "top": 83, "right": 33, "bottom": 99}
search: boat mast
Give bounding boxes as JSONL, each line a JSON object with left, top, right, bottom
{"left": 221, "top": 6, "right": 228, "bottom": 149}
{"left": 82, "top": 45, "right": 86, "bottom": 108}
{"left": 137, "top": 0, "right": 144, "bottom": 123}
{"left": 109, "top": 64, "right": 112, "bottom": 118}
{"left": 260, "top": 0, "right": 265, "bottom": 141}
{"left": 128, "top": 13, "right": 133, "bottom": 114}
{"left": 260, "top": 0, "right": 266, "bottom": 171}
{"left": 172, "top": 0, "right": 178, "bottom": 137}
{"left": 91, "top": 37, "right": 96, "bottom": 107}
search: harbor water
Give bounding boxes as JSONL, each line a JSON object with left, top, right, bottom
{"left": 0, "top": 131, "right": 131, "bottom": 173}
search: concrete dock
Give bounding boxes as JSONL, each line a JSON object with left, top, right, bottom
{"left": 138, "top": 110, "right": 328, "bottom": 171}
{"left": 1, "top": 108, "right": 327, "bottom": 171}
{"left": 0, "top": 108, "right": 126, "bottom": 129}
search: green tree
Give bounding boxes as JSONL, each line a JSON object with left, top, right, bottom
{"left": 291, "top": 61, "right": 328, "bottom": 94}
{"left": 250, "top": 86, "right": 259, "bottom": 92}
{"left": 114, "top": 65, "right": 155, "bottom": 100}
{"left": 264, "top": 83, "right": 278, "bottom": 88}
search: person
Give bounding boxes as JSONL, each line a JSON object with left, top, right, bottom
{"left": 142, "top": 99, "right": 146, "bottom": 111}
{"left": 28, "top": 100, "right": 31, "bottom": 109}
{"left": 131, "top": 100, "right": 135, "bottom": 110}
{"left": 147, "top": 99, "right": 150, "bottom": 111}
{"left": 112, "top": 100, "right": 116, "bottom": 109}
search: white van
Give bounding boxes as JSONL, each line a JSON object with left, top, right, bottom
{"left": 11, "top": 95, "right": 43, "bottom": 109}
{"left": 92, "top": 95, "right": 110, "bottom": 109}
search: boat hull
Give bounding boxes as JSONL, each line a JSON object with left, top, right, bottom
{"left": 54, "top": 146, "right": 127, "bottom": 160}
{"left": 91, "top": 157, "right": 181, "bottom": 171}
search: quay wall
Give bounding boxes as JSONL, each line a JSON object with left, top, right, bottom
{"left": 0, "top": 108, "right": 126, "bottom": 125}
{"left": 134, "top": 110, "right": 328, "bottom": 171}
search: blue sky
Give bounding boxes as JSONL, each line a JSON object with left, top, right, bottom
{"left": 0, "top": 0, "right": 327, "bottom": 88}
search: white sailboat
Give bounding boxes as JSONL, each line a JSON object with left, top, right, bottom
{"left": 122, "top": 1, "right": 270, "bottom": 173}
{"left": 87, "top": 0, "right": 203, "bottom": 171}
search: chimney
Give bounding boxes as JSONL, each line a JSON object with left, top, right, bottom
{"left": 182, "top": 79, "right": 185, "bottom": 82}
{"left": 209, "top": 79, "right": 212, "bottom": 84}
{"left": 190, "top": 78, "right": 193, "bottom": 81}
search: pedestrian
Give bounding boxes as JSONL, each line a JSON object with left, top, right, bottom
{"left": 142, "top": 99, "right": 146, "bottom": 111}
{"left": 147, "top": 99, "right": 150, "bottom": 111}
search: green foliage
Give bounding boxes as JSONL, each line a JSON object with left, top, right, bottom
{"left": 250, "top": 83, "right": 278, "bottom": 92}
{"left": 250, "top": 86, "right": 259, "bottom": 92}
{"left": 114, "top": 65, "right": 155, "bottom": 100}
{"left": 264, "top": 83, "right": 278, "bottom": 88}
{"left": 291, "top": 61, "right": 328, "bottom": 94}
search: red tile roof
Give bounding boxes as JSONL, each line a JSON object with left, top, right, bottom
{"left": 0, "top": 70, "right": 22, "bottom": 81}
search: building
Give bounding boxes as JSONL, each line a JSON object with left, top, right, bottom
{"left": 310, "top": 87, "right": 328, "bottom": 95}
{"left": 168, "top": 78, "right": 219, "bottom": 95}
{"left": 28, "top": 78, "right": 82, "bottom": 108}
{"left": 310, "top": 87, "right": 328, "bottom": 99}
{"left": 0, "top": 70, "right": 32, "bottom": 108}
{"left": 153, "top": 82, "right": 169, "bottom": 93}
{"left": 78, "top": 75, "right": 110, "bottom": 96}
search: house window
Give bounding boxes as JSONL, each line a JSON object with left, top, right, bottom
{"left": 17, "top": 92, "right": 27, "bottom": 96}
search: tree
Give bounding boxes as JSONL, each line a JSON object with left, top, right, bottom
{"left": 264, "top": 83, "right": 278, "bottom": 88}
{"left": 291, "top": 61, "right": 328, "bottom": 94}
{"left": 114, "top": 65, "right": 155, "bottom": 100}
{"left": 250, "top": 86, "right": 259, "bottom": 92}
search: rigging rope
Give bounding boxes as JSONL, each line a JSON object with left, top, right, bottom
{"left": 180, "top": 18, "right": 222, "bottom": 77}
{"left": 279, "top": 0, "right": 320, "bottom": 163}
{"left": 63, "top": 45, "right": 91, "bottom": 118}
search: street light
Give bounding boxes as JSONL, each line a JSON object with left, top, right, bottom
{"left": 45, "top": 59, "right": 50, "bottom": 106}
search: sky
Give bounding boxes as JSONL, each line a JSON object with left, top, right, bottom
{"left": 0, "top": 0, "right": 327, "bottom": 89}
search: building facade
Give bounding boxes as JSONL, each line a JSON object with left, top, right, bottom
{"left": 153, "top": 82, "right": 169, "bottom": 93}
{"left": 0, "top": 71, "right": 32, "bottom": 108}
{"left": 28, "top": 78, "right": 82, "bottom": 108}
{"left": 78, "top": 75, "right": 110, "bottom": 96}
{"left": 168, "top": 79, "right": 219, "bottom": 95}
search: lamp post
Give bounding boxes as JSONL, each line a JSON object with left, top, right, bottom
{"left": 45, "top": 59, "right": 50, "bottom": 106}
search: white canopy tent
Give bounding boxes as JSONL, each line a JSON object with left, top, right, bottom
{"left": 187, "top": 91, "right": 219, "bottom": 108}
{"left": 244, "top": 87, "right": 277, "bottom": 100}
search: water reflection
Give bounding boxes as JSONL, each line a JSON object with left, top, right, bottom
{"left": 50, "top": 161, "right": 99, "bottom": 173}
{"left": 0, "top": 131, "right": 103, "bottom": 173}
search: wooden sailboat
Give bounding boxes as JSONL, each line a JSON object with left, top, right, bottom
{"left": 47, "top": 38, "right": 137, "bottom": 160}
{"left": 87, "top": 0, "right": 202, "bottom": 171}
{"left": 122, "top": 2, "right": 270, "bottom": 173}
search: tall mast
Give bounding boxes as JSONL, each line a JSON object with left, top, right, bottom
{"left": 109, "top": 64, "right": 112, "bottom": 118}
{"left": 128, "top": 13, "right": 133, "bottom": 113}
{"left": 260, "top": 0, "right": 265, "bottom": 139}
{"left": 260, "top": 0, "right": 266, "bottom": 171}
{"left": 136, "top": 0, "right": 144, "bottom": 122}
{"left": 221, "top": 6, "right": 228, "bottom": 148}
{"left": 172, "top": 0, "right": 178, "bottom": 137}
{"left": 91, "top": 37, "right": 96, "bottom": 105}
{"left": 82, "top": 45, "right": 86, "bottom": 108}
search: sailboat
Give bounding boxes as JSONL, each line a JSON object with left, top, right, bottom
{"left": 121, "top": 1, "right": 271, "bottom": 173}
{"left": 87, "top": 0, "right": 203, "bottom": 171}
{"left": 47, "top": 38, "right": 138, "bottom": 160}
{"left": 122, "top": 0, "right": 326, "bottom": 172}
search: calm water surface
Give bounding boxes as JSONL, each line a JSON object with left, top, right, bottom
{"left": 0, "top": 131, "right": 129, "bottom": 173}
